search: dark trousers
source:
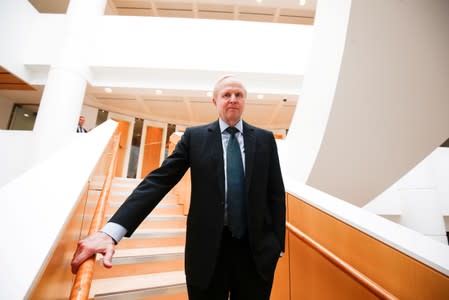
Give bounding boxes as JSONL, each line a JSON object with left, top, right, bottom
{"left": 187, "top": 227, "right": 275, "bottom": 300}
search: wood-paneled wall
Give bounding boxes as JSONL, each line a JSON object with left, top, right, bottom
{"left": 271, "top": 193, "right": 449, "bottom": 299}
{"left": 141, "top": 126, "right": 163, "bottom": 178}
{"left": 168, "top": 132, "right": 190, "bottom": 215}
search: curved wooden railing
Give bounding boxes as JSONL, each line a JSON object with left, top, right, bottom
{"left": 286, "top": 222, "right": 398, "bottom": 300}
{"left": 69, "top": 134, "right": 121, "bottom": 300}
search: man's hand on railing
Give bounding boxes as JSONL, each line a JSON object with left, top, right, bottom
{"left": 71, "top": 231, "right": 116, "bottom": 274}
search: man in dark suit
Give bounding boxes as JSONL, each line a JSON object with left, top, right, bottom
{"left": 71, "top": 76, "right": 285, "bottom": 300}
{"left": 76, "top": 116, "right": 88, "bottom": 133}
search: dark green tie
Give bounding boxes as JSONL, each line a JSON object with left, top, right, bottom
{"left": 226, "top": 127, "right": 246, "bottom": 238}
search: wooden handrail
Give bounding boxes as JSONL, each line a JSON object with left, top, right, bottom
{"left": 69, "top": 134, "right": 121, "bottom": 300}
{"left": 286, "top": 222, "right": 398, "bottom": 300}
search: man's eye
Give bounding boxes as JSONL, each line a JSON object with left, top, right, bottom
{"left": 235, "top": 93, "right": 242, "bottom": 98}
{"left": 224, "top": 93, "right": 230, "bottom": 98}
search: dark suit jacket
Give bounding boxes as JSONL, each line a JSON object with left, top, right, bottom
{"left": 110, "top": 120, "right": 285, "bottom": 288}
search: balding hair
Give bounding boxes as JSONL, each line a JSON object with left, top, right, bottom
{"left": 213, "top": 75, "right": 247, "bottom": 98}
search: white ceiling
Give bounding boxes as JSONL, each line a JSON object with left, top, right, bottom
{"left": 30, "top": 0, "right": 316, "bottom": 25}
{"left": 110, "top": 0, "right": 315, "bottom": 25}
{"left": 8, "top": 0, "right": 316, "bottom": 130}
{"left": 84, "top": 84, "right": 298, "bottom": 128}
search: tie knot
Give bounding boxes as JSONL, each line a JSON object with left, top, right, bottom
{"left": 226, "top": 127, "right": 239, "bottom": 136}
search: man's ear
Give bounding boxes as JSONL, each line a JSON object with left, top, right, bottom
{"left": 212, "top": 98, "right": 216, "bottom": 106}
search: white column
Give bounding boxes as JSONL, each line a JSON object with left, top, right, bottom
{"left": 32, "top": 0, "right": 107, "bottom": 162}
{"left": 400, "top": 189, "right": 447, "bottom": 244}
{"left": 398, "top": 153, "right": 447, "bottom": 244}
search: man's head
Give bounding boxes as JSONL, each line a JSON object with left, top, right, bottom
{"left": 78, "top": 116, "right": 85, "bottom": 127}
{"left": 212, "top": 75, "right": 247, "bottom": 127}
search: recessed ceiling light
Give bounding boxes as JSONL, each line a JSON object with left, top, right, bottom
{"left": 256, "top": 0, "right": 262, "bottom": 3}
{"left": 257, "top": 94, "right": 264, "bottom": 100}
{"left": 155, "top": 89, "right": 163, "bottom": 95}
{"left": 207, "top": 91, "right": 213, "bottom": 97}
{"left": 299, "top": 0, "right": 306, "bottom": 6}
{"left": 24, "top": 113, "right": 30, "bottom": 117}
{"left": 104, "top": 87, "right": 112, "bottom": 93}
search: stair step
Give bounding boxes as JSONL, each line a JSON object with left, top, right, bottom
{"left": 108, "top": 202, "right": 179, "bottom": 209}
{"left": 133, "top": 220, "right": 186, "bottom": 229}
{"left": 79, "top": 214, "right": 187, "bottom": 222}
{"left": 118, "top": 236, "right": 186, "bottom": 248}
{"left": 112, "top": 177, "right": 142, "bottom": 184}
{"left": 133, "top": 228, "right": 186, "bottom": 238}
{"left": 115, "top": 246, "right": 184, "bottom": 258}
{"left": 84, "top": 200, "right": 178, "bottom": 209}
{"left": 93, "top": 257, "right": 184, "bottom": 279}
{"left": 84, "top": 201, "right": 183, "bottom": 215}
{"left": 90, "top": 177, "right": 141, "bottom": 190}
{"left": 88, "top": 190, "right": 132, "bottom": 198}
{"left": 90, "top": 271, "right": 186, "bottom": 299}
{"left": 98, "top": 246, "right": 184, "bottom": 265}
{"left": 146, "top": 214, "right": 186, "bottom": 221}
{"left": 111, "top": 182, "right": 141, "bottom": 188}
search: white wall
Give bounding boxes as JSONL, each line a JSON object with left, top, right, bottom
{"left": 25, "top": 15, "right": 312, "bottom": 76}
{"left": 283, "top": 0, "right": 352, "bottom": 183}
{"left": 90, "top": 17, "right": 311, "bottom": 75}
{"left": 0, "top": 96, "right": 14, "bottom": 129}
{"left": 366, "top": 148, "right": 449, "bottom": 215}
{"left": 304, "top": 0, "right": 449, "bottom": 206}
{"left": 365, "top": 147, "right": 449, "bottom": 239}
{"left": 0, "top": 120, "right": 117, "bottom": 300}
{"left": 0, "top": 131, "right": 34, "bottom": 186}
{"left": 24, "top": 13, "right": 312, "bottom": 95}
{"left": 0, "top": 0, "right": 37, "bottom": 80}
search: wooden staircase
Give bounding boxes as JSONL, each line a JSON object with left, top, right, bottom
{"left": 87, "top": 177, "right": 188, "bottom": 300}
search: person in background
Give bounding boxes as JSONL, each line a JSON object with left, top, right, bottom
{"left": 76, "top": 116, "right": 88, "bottom": 133}
{"left": 71, "top": 75, "right": 285, "bottom": 300}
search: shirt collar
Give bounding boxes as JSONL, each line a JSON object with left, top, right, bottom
{"left": 219, "top": 118, "right": 243, "bottom": 134}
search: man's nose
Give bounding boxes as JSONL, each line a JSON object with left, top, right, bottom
{"left": 229, "top": 94, "right": 237, "bottom": 102}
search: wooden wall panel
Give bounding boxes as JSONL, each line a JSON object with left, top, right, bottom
{"left": 141, "top": 126, "right": 163, "bottom": 177}
{"left": 180, "top": 170, "right": 191, "bottom": 215}
{"left": 168, "top": 133, "right": 182, "bottom": 205}
{"left": 271, "top": 193, "right": 290, "bottom": 300}
{"left": 28, "top": 185, "right": 93, "bottom": 300}
{"left": 0, "top": 66, "right": 35, "bottom": 90}
{"left": 114, "top": 120, "right": 129, "bottom": 177}
{"left": 289, "top": 233, "right": 376, "bottom": 300}
{"left": 287, "top": 194, "right": 449, "bottom": 299}
{"left": 270, "top": 233, "right": 290, "bottom": 300}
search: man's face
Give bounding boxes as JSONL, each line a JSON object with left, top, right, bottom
{"left": 213, "top": 78, "right": 246, "bottom": 126}
{"left": 79, "top": 117, "right": 85, "bottom": 126}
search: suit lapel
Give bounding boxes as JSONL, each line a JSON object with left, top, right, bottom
{"left": 207, "top": 121, "right": 226, "bottom": 205}
{"left": 243, "top": 121, "right": 255, "bottom": 194}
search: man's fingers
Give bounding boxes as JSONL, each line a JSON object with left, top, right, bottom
{"left": 71, "top": 254, "right": 91, "bottom": 274}
{"left": 71, "top": 260, "right": 79, "bottom": 274}
{"left": 71, "top": 244, "right": 94, "bottom": 274}
{"left": 70, "top": 232, "right": 116, "bottom": 274}
{"left": 71, "top": 251, "right": 85, "bottom": 274}
{"left": 102, "top": 247, "right": 115, "bottom": 269}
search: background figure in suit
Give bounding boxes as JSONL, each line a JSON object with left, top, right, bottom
{"left": 71, "top": 76, "right": 285, "bottom": 300}
{"left": 76, "top": 116, "right": 88, "bottom": 133}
